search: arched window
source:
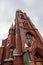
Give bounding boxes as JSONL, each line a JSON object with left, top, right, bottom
{"left": 9, "top": 47, "right": 17, "bottom": 60}
{"left": 35, "top": 52, "right": 43, "bottom": 65}
{"left": 35, "top": 52, "right": 40, "bottom": 58}
{"left": 26, "top": 33, "right": 32, "bottom": 47}
{"left": 9, "top": 48, "right": 14, "bottom": 58}
{"left": 13, "top": 49, "right": 17, "bottom": 59}
{"left": 35, "top": 52, "right": 43, "bottom": 59}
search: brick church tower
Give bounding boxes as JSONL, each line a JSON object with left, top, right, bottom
{"left": 0, "top": 10, "right": 43, "bottom": 65}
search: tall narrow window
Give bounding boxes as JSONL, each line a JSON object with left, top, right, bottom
{"left": 13, "top": 49, "right": 17, "bottom": 59}
{"left": 26, "top": 33, "right": 32, "bottom": 47}
{"left": 9, "top": 48, "right": 14, "bottom": 58}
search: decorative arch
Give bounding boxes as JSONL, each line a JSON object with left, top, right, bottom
{"left": 32, "top": 48, "right": 43, "bottom": 65}
{"left": 32, "top": 47, "right": 43, "bottom": 57}
{"left": 34, "top": 48, "right": 43, "bottom": 59}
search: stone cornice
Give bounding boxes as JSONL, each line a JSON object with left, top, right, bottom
{"left": 4, "top": 58, "right": 13, "bottom": 62}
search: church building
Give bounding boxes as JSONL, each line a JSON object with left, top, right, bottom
{"left": 0, "top": 10, "right": 43, "bottom": 65}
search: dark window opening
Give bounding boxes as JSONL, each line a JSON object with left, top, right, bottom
{"left": 26, "top": 33, "right": 32, "bottom": 47}
{"left": 14, "top": 29, "right": 15, "bottom": 35}
{"left": 35, "top": 52, "right": 43, "bottom": 60}
{"left": 35, "top": 52, "right": 39, "bottom": 58}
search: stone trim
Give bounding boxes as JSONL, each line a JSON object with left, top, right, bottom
{"left": 4, "top": 58, "right": 13, "bottom": 62}
{"left": 13, "top": 53, "right": 23, "bottom": 56}
{"left": 24, "top": 43, "right": 28, "bottom": 48}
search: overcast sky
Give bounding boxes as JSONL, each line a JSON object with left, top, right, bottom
{"left": 0, "top": 0, "right": 43, "bottom": 46}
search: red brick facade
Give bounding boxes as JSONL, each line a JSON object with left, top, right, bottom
{"left": 0, "top": 10, "right": 43, "bottom": 65}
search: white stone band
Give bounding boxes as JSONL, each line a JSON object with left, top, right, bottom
{"left": 13, "top": 53, "right": 23, "bottom": 56}
{"left": 4, "top": 58, "right": 13, "bottom": 62}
